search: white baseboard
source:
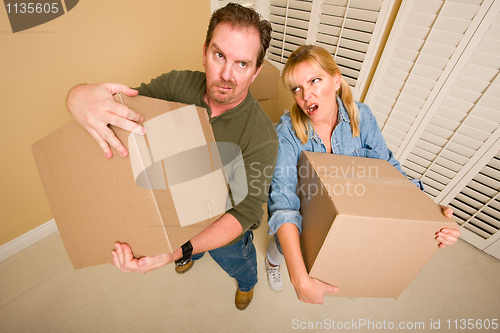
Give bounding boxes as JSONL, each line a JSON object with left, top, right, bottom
{"left": 0, "top": 219, "right": 58, "bottom": 262}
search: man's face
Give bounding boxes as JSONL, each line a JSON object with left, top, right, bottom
{"left": 203, "top": 22, "right": 261, "bottom": 109}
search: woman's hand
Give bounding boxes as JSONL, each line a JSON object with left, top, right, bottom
{"left": 437, "top": 205, "right": 460, "bottom": 249}
{"left": 292, "top": 274, "right": 338, "bottom": 304}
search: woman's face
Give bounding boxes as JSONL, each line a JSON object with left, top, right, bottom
{"left": 290, "top": 61, "right": 341, "bottom": 125}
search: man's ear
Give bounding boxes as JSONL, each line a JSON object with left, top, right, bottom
{"left": 202, "top": 43, "right": 207, "bottom": 67}
{"left": 250, "top": 64, "right": 263, "bottom": 84}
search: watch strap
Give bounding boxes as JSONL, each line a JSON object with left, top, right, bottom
{"left": 175, "top": 241, "right": 193, "bottom": 267}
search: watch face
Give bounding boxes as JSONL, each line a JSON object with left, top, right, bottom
{"left": 175, "top": 258, "right": 192, "bottom": 267}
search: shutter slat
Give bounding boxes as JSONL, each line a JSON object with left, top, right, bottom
{"left": 456, "top": 192, "right": 483, "bottom": 210}
{"left": 475, "top": 173, "right": 500, "bottom": 190}
{"left": 442, "top": 2, "right": 482, "bottom": 21}
{"left": 468, "top": 180, "right": 498, "bottom": 198}
{"left": 435, "top": 156, "right": 462, "bottom": 173}
{"left": 462, "top": 186, "right": 490, "bottom": 204}
{"left": 423, "top": 176, "right": 446, "bottom": 191}
{"left": 440, "top": 149, "right": 468, "bottom": 166}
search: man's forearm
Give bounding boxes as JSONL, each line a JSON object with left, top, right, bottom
{"left": 189, "top": 213, "right": 243, "bottom": 254}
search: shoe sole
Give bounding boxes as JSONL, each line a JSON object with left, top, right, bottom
{"left": 175, "top": 261, "right": 194, "bottom": 274}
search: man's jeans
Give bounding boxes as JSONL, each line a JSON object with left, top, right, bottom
{"left": 191, "top": 231, "right": 257, "bottom": 292}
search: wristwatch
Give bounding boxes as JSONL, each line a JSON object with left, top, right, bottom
{"left": 174, "top": 241, "right": 193, "bottom": 267}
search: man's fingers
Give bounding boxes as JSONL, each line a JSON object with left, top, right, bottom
{"left": 102, "top": 83, "right": 144, "bottom": 123}
{"left": 107, "top": 112, "right": 145, "bottom": 134}
{"left": 111, "top": 242, "right": 172, "bottom": 273}
{"left": 325, "top": 284, "right": 338, "bottom": 294}
{"left": 95, "top": 125, "right": 129, "bottom": 158}
{"left": 111, "top": 251, "right": 119, "bottom": 266}
{"left": 104, "top": 83, "right": 139, "bottom": 97}
{"left": 122, "top": 244, "right": 134, "bottom": 264}
{"left": 108, "top": 101, "right": 144, "bottom": 124}
{"left": 66, "top": 83, "right": 144, "bottom": 159}
{"left": 86, "top": 127, "right": 114, "bottom": 158}
{"left": 114, "top": 243, "right": 125, "bottom": 267}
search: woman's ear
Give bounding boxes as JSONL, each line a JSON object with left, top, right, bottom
{"left": 334, "top": 73, "right": 342, "bottom": 91}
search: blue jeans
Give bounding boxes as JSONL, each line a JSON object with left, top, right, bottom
{"left": 191, "top": 231, "right": 257, "bottom": 292}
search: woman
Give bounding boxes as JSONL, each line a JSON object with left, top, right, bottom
{"left": 265, "top": 45, "right": 460, "bottom": 304}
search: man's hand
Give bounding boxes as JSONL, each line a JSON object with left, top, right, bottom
{"left": 111, "top": 242, "right": 176, "bottom": 274}
{"left": 292, "top": 275, "right": 338, "bottom": 305}
{"left": 66, "top": 83, "right": 144, "bottom": 159}
{"left": 437, "top": 205, "right": 461, "bottom": 249}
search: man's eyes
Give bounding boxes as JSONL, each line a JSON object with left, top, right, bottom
{"left": 213, "top": 54, "right": 248, "bottom": 69}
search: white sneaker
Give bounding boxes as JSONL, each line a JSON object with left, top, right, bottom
{"left": 266, "top": 259, "right": 283, "bottom": 292}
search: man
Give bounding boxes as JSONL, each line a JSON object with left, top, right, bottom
{"left": 66, "top": 3, "right": 279, "bottom": 311}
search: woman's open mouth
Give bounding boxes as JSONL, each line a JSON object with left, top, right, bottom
{"left": 307, "top": 104, "right": 318, "bottom": 113}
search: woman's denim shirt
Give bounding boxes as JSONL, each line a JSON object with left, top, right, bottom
{"left": 267, "top": 97, "right": 424, "bottom": 235}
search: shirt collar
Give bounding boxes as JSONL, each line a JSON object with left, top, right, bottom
{"left": 336, "top": 96, "right": 350, "bottom": 124}
{"left": 308, "top": 96, "right": 350, "bottom": 140}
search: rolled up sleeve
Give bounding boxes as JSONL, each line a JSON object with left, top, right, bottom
{"left": 267, "top": 131, "right": 304, "bottom": 234}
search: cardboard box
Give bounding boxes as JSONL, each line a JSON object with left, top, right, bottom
{"left": 250, "top": 60, "right": 282, "bottom": 123}
{"left": 297, "top": 151, "right": 456, "bottom": 298}
{"left": 258, "top": 96, "right": 283, "bottom": 124}
{"left": 250, "top": 60, "right": 279, "bottom": 101}
{"left": 32, "top": 95, "right": 240, "bottom": 269}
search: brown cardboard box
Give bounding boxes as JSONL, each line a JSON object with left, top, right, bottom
{"left": 258, "top": 96, "right": 283, "bottom": 124}
{"left": 251, "top": 60, "right": 282, "bottom": 123}
{"left": 250, "top": 60, "right": 279, "bottom": 101}
{"left": 297, "top": 151, "right": 456, "bottom": 298}
{"left": 32, "top": 95, "right": 235, "bottom": 269}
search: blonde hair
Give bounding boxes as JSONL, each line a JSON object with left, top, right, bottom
{"left": 282, "top": 45, "right": 359, "bottom": 144}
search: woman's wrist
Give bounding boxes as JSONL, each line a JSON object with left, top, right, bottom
{"left": 290, "top": 269, "right": 311, "bottom": 288}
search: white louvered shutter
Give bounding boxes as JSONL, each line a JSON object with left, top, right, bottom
{"left": 266, "top": 0, "right": 395, "bottom": 99}
{"left": 365, "top": 0, "right": 500, "bottom": 255}
{"left": 314, "top": 0, "right": 393, "bottom": 97}
{"left": 450, "top": 151, "right": 500, "bottom": 252}
{"left": 266, "top": 0, "right": 315, "bottom": 63}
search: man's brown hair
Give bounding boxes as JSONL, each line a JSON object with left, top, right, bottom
{"left": 205, "top": 3, "right": 272, "bottom": 69}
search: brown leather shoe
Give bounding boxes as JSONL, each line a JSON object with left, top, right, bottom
{"left": 235, "top": 287, "right": 254, "bottom": 310}
{"left": 175, "top": 260, "right": 194, "bottom": 274}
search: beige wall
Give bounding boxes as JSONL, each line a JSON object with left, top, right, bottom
{"left": 0, "top": 1, "right": 211, "bottom": 246}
